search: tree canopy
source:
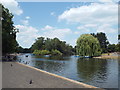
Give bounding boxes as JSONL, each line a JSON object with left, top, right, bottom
{"left": 91, "top": 32, "right": 109, "bottom": 53}
{"left": 76, "top": 34, "right": 102, "bottom": 56}
{"left": 31, "top": 37, "right": 75, "bottom": 56}
{"left": 107, "top": 44, "right": 119, "bottom": 52}
{"left": 1, "top": 4, "right": 19, "bottom": 54}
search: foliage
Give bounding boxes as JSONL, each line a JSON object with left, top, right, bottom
{"left": 51, "top": 49, "right": 62, "bottom": 56}
{"left": 31, "top": 37, "right": 45, "bottom": 51}
{"left": 118, "top": 34, "right": 120, "bottom": 44}
{"left": 91, "top": 32, "right": 109, "bottom": 53}
{"left": 1, "top": 4, "right": 19, "bottom": 54}
{"left": 16, "top": 46, "right": 24, "bottom": 53}
{"left": 115, "top": 44, "right": 120, "bottom": 52}
{"left": 91, "top": 32, "right": 120, "bottom": 53}
{"left": 33, "top": 50, "right": 50, "bottom": 55}
{"left": 31, "top": 37, "right": 74, "bottom": 56}
{"left": 107, "top": 44, "right": 116, "bottom": 52}
{"left": 76, "top": 34, "right": 102, "bottom": 56}
{"left": 108, "top": 44, "right": 120, "bottom": 52}
{"left": 16, "top": 46, "right": 31, "bottom": 53}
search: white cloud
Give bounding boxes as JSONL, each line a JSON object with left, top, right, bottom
{"left": 26, "top": 16, "right": 30, "bottom": 19}
{"left": 15, "top": 25, "right": 39, "bottom": 48}
{"left": 99, "top": 0, "right": 119, "bottom": 3}
{"left": 77, "top": 26, "right": 86, "bottom": 30}
{"left": 0, "top": 0, "right": 23, "bottom": 15}
{"left": 99, "top": 0, "right": 113, "bottom": 2}
{"left": 15, "top": 25, "right": 72, "bottom": 48}
{"left": 76, "top": 24, "right": 98, "bottom": 33}
{"left": 84, "top": 24, "right": 97, "bottom": 28}
{"left": 50, "top": 12, "right": 56, "bottom": 16}
{"left": 74, "top": 31, "right": 81, "bottom": 34}
{"left": 41, "top": 25, "right": 72, "bottom": 40}
{"left": 41, "top": 25, "right": 53, "bottom": 30}
{"left": 77, "top": 23, "right": 117, "bottom": 34}
{"left": 97, "top": 24, "right": 117, "bottom": 33}
{"left": 21, "top": 16, "right": 31, "bottom": 26}
{"left": 21, "top": 20, "right": 29, "bottom": 26}
{"left": 58, "top": 3, "right": 117, "bottom": 24}
{"left": 58, "top": 2, "right": 118, "bottom": 44}
{"left": 67, "top": 38, "right": 77, "bottom": 47}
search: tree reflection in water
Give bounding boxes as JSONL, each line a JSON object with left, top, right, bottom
{"left": 77, "top": 58, "right": 108, "bottom": 83}
{"left": 34, "top": 59, "right": 66, "bottom": 74}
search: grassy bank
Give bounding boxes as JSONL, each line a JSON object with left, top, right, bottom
{"left": 93, "top": 52, "right": 120, "bottom": 59}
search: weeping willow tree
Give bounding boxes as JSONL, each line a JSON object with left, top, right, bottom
{"left": 76, "top": 34, "right": 102, "bottom": 56}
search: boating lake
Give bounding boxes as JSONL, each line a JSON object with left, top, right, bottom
{"left": 17, "top": 53, "right": 119, "bottom": 88}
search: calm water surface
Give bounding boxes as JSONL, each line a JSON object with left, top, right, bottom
{"left": 17, "top": 53, "right": 118, "bottom": 88}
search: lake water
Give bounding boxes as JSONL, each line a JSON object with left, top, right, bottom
{"left": 17, "top": 53, "right": 119, "bottom": 88}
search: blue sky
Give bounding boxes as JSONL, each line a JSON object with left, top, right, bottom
{"left": 1, "top": 0, "right": 118, "bottom": 48}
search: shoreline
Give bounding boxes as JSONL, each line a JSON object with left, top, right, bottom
{"left": 93, "top": 52, "right": 120, "bottom": 59}
{"left": 2, "top": 62, "right": 101, "bottom": 88}
{"left": 17, "top": 62, "right": 99, "bottom": 88}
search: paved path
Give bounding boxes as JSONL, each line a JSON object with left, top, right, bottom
{"left": 2, "top": 62, "right": 102, "bottom": 89}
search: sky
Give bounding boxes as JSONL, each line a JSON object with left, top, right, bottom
{"left": 0, "top": 0, "right": 119, "bottom": 48}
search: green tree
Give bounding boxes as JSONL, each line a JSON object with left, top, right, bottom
{"left": 31, "top": 37, "right": 75, "bottom": 56}
{"left": 107, "top": 44, "right": 116, "bottom": 52}
{"left": 33, "top": 50, "right": 50, "bottom": 55}
{"left": 31, "top": 37, "right": 45, "bottom": 51}
{"left": 44, "top": 38, "right": 52, "bottom": 51}
{"left": 118, "top": 34, "right": 120, "bottom": 44}
{"left": 2, "top": 4, "right": 18, "bottom": 54}
{"left": 51, "top": 49, "right": 62, "bottom": 56}
{"left": 76, "top": 34, "right": 101, "bottom": 56}
{"left": 91, "top": 32, "right": 109, "bottom": 53}
{"left": 16, "top": 46, "right": 24, "bottom": 53}
{"left": 115, "top": 44, "right": 120, "bottom": 52}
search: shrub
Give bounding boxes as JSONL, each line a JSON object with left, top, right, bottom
{"left": 33, "top": 50, "right": 50, "bottom": 55}
{"left": 51, "top": 49, "right": 62, "bottom": 56}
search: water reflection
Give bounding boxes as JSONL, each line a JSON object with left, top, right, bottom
{"left": 34, "top": 55, "right": 71, "bottom": 61}
{"left": 34, "top": 60, "right": 66, "bottom": 74}
{"left": 77, "top": 58, "right": 108, "bottom": 85}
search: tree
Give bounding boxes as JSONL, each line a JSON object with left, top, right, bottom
{"left": 107, "top": 44, "right": 116, "bottom": 52}
{"left": 107, "top": 44, "right": 120, "bottom": 52}
{"left": 51, "top": 49, "right": 62, "bottom": 56}
{"left": 118, "top": 34, "right": 120, "bottom": 44}
{"left": 115, "top": 44, "right": 120, "bottom": 52}
{"left": 2, "top": 4, "right": 18, "bottom": 54}
{"left": 16, "top": 46, "right": 24, "bottom": 53}
{"left": 31, "top": 37, "right": 75, "bottom": 56}
{"left": 33, "top": 50, "right": 50, "bottom": 55}
{"left": 91, "top": 32, "right": 109, "bottom": 53}
{"left": 31, "top": 37, "right": 45, "bottom": 51}
{"left": 76, "top": 34, "right": 101, "bottom": 56}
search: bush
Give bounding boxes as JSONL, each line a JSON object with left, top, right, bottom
{"left": 51, "top": 49, "right": 62, "bottom": 56}
{"left": 33, "top": 50, "right": 50, "bottom": 55}
{"left": 41, "top": 50, "right": 50, "bottom": 55}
